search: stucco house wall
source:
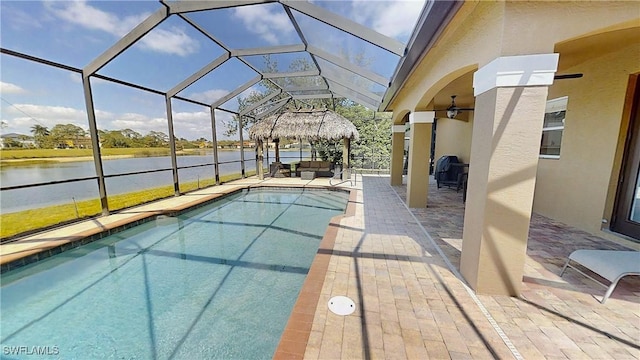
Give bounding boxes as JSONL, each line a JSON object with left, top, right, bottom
{"left": 534, "top": 40, "right": 640, "bottom": 234}
{"left": 434, "top": 116, "right": 473, "bottom": 165}
{"left": 389, "top": 1, "right": 639, "bottom": 242}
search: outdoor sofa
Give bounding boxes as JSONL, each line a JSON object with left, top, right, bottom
{"left": 294, "top": 161, "right": 335, "bottom": 177}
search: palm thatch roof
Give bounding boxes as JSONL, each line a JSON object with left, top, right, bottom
{"left": 249, "top": 109, "right": 359, "bottom": 142}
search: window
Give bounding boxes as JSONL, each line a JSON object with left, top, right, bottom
{"left": 540, "top": 96, "right": 567, "bottom": 159}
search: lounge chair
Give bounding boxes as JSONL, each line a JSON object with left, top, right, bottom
{"left": 559, "top": 249, "right": 640, "bottom": 303}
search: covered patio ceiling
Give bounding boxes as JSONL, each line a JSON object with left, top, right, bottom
{"left": 2, "top": 0, "right": 461, "bottom": 119}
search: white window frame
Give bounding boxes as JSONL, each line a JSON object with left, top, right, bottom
{"left": 539, "top": 96, "right": 568, "bottom": 159}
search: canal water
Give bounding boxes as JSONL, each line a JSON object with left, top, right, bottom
{"left": 0, "top": 150, "right": 309, "bottom": 213}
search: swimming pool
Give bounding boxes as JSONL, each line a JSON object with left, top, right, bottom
{"left": 1, "top": 188, "right": 349, "bottom": 359}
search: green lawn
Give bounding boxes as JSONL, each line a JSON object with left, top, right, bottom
{"left": 0, "top": 170, "right": 258, "bottom": 240}
{"left": 0, "top": 148, "right": 172, "bottom": 160}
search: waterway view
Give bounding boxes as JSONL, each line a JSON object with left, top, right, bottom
{"left": 1, "top": 150, "right": 310, "bottom": 213}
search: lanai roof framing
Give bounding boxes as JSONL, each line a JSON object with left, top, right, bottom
{"left": 21, "top": 0, "right": 462, "bottom": 216}
{"left": 82, "top": 0, "right": 412, "bottom": 116}
{"left": 255, "top": 97, "right": 294, "bottom": 121}
{"left": 1, "top": 0, "right": 463, "bottom": 217}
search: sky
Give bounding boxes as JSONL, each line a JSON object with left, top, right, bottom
{"left": 0, "top": 0, "right": 425, "bottom": 141}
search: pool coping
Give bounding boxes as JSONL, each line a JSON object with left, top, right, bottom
{"left": 273, "top": 189, "right": 358, "bottom": 359}
{"left": 0, "top": 187, "right": 238, "bottom": 272}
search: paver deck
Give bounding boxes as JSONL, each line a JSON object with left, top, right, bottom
{"left": 2, "top": 174, "right": 639, "bottom": 359}
{"left": 285, "top": 175, "right": 640, "bottom": 360}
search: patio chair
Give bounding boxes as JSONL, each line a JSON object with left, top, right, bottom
{"left": 559, "top": 249, "right": 640, "bottom": 303}
{"left": 269, "top": 162, "right": 291, "bottom": 178}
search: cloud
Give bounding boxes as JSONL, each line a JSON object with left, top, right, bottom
{"left": 5, "top": 104, "right": 87, "bottom": 131}
{"left": 172, "top": 110, "right": 211, "bottom": 138}
{"left": 351, "top": 0, "right": 424, "bottom": 40}
{"left": 1, "top": 82, "right": 28, "bottom": 94}
{"left": 138, "top": 27, "right": 200, "bottom": 56}
{"left": 233, "top": 5, "right": 293, "bottom": 45}
{"left": 174, "top": 111, "right": 209, "bottom": 123}
{"left": 45, "top": 0, "right": 199, "bottom": 56}
{"left": 189, "top": 89, "right": 230, "bottom": 104}
{"left": 110, "top": 113, "right": 166, "bottom": 133}
{"left": 94, "top": 109, "right": 115, "bottom": 120}
{"left": 2, "top": 100, "right": 234, "bottom": 140}
{"left": 106, "top": 110, "right": 230, "bottom": 140}
{"left": 68, "top": 73, "right": 83, "bottom": 84}
{"left": 44, "top": 0, "right": 143, "bottom": 37}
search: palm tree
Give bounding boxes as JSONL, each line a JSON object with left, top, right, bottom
{"left": 30, "top": 124, "right": 50, "bottom": 148}
{"left": 30, "top": 124, "right": 49, "bottom": 136}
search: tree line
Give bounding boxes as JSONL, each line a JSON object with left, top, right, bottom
{"left": 27, "top": 124, "right": 217, "bottom": 150}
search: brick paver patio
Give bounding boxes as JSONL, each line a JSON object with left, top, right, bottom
{"left": 299, "top": 175, "right": 640, "bottom": 360}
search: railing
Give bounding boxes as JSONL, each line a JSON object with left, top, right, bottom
{"left": 350, "top": 154, "right": 390, "bottom": 175}
{"left": 0, "top": 160, "right": 250, "bottom": 240}
{"left": 0, "top": 148, "right": 318, "bottom": 240}
{"left": 0, "top": 176, "right": 99, "bottom": 192}
{"left": 329, "top": 167, "right": 356, "bottom": 187}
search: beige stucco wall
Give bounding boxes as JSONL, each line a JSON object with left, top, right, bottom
{"left": 434, "top": 116, "right": 473, "bottom": 164}
{"left": 389, "top": 0, "right": 639, "bottom": 237}
{"left": 534, "top": 40, "right": 640, "bottom": 234}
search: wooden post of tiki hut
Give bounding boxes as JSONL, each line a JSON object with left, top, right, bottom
{"left": 274, "top": 138, "right": 280, "bottom": 163}
{"left": 256, "top": 139, "right": 264, "bottom": 180}
{"left": 343, "top": 137, "right": 351, "bottom": 181}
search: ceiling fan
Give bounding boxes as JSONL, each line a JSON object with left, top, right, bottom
{"left": 440, "top": 95, "right": 473, "bottom": 119}
{"left": 554, "top": 73, "right": 583, "bottom": 80}
{"left": 435, "top": 73, "right": 581, "bottom": 119}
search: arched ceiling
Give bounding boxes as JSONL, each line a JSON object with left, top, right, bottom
{"left": 555, "top": 26, "right": 640, "bottom": 71}
{"left": 430, "top": 70, "right": 475, "bottom": 113}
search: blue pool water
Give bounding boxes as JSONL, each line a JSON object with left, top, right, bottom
{"left": 0, "top": 188, "right": 349, "bottom": 359}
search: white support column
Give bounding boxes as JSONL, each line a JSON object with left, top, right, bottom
{"left": 390, "top": 124, "right": 406, "bottom": 186}
{"left": 461, "top": 54, "right": 558, "bottom": 296}
{"left": 406, "top": 111, "right": 434, "bottom": 208}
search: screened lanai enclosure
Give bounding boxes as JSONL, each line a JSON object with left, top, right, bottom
{"left": 0, "top": 0, "right": 461, "bottom": 238}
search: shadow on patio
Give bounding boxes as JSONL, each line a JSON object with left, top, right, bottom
{"left": 397, "top": 175, "right": 640, "bottom": 358}
{"left": 301, "top": 174, "right": 639, "bottom": 360}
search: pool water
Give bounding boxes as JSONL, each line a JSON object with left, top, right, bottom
{"left": 1, "top": 188, "right": 349, "bottom": 359}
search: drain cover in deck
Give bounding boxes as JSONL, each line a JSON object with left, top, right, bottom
{"left": 328, "top": 296, "right": 355, "bottom": 315}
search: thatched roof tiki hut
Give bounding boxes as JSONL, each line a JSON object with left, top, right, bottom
{"left": 249, "top": 109, "right": 359, "bottom": 180}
